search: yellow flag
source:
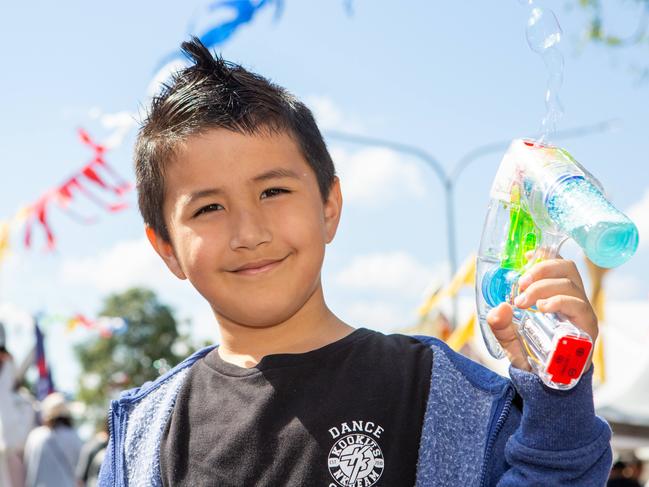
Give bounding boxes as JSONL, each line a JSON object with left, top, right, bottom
{"left": 585, "top": 256, "right": 608, "bottom": 384}
{"left": 0, "top": 221, "right": 10, "bottom": 263}
{"left": 591, "top": 288, "right": 606, "bottom": 384}
{"left": 418, "top": 253, "right": 476, "bottom": 317}
{"left": 0, "top": 207, "right": 33, "bottom": 265}
{"left": 447, "top": 314, "right": 476, "bottom": 351}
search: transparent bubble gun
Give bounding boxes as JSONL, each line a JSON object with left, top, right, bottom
{"left": 476, "top": 139, "right": 639, "bottom": 389}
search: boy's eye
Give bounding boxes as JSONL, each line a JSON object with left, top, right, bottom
{"left": 193, "top": 203, "right": 224, "bottom": 217}
{"left": 260, "top": 188, "right": 290, "bottom": 199}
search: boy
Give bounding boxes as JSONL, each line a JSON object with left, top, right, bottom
{"left": 99, "top": 38, "right": 611, "bottom": 486}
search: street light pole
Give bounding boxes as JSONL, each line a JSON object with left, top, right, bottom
{"left": 326, "top": 119, "right": 618, "bottom": 326}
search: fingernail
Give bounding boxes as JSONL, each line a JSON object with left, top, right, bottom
{"left": 519, "top": 274, "right": 531, "bottom": 289}
{"left": 514, "top": 293, "right": 526, "bottom": 306}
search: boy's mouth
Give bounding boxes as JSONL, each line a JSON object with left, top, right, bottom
{"left": 230, "top": 256, "right": 287, "bottom": 276}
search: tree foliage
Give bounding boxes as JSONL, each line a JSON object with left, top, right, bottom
{"left": 74, "top": 287, "right": 197, "bottom": 418}
{"left": 574, "top": 0, "right": 649, "bottom": 47}
{"left": 568, "top": 0, "right": 649, "bottom": 80}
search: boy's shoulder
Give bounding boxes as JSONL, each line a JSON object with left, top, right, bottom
{"left": 119, "top": 331, "right": 509, "bottom": 405}
{"left": 412, "top": 334, "right": 511, "bottom": 393}
{"left": 118, "top": 344, "right": 217, "bottom": 404}
{"left": 119, "top": 332, "right": 509, "bottom": 403}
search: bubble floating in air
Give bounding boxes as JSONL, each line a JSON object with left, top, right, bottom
{"left": 520, "top": 2, "right": 565, "bottom": 143}
{"left": 526, "top": 7, "right": 562, "bottom": 53}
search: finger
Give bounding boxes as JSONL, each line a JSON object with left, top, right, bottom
{"left": 514, "top": 277, "right": 584, "bottom": 309}
{"left": 487, "top": 303, "right": 530, "bottom": 371}
{"left": 536, "top": 295, "right": 598, "bottom": 339}
{"left": 525, "top": 248, "right": 557, "bottom": 262}
{"left": 519, "top": 258, "right": 584, "bottom": 292}
{"left": 487, "top": 302, "right": 514, "bottom": 333}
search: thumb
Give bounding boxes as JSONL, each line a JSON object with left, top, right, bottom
{"left": 487, "top": 302, "right": 514, "bottom": 335}
{"left": 486, "top": 303, "right": 530, "bottom": 371}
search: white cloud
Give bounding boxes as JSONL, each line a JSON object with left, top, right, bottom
{"left": 305, "top": 97, "right": 428, "bottom": 207}
{"left": 332, "top": 146, "right": 427, "bottom": 207}
{"left": 60, "top": 237, "right": 175, "bottom": 293}
{"left": 304, "top": 95, "right": 364, "bottom": 132}
{"left": 343, "top": 301, "right": 409, "bottom": 333}
{"left": 0, "top": 302, "right": 34, "bottom": 331}
{"left": 58, "top": 237, "right": 220, "bottom": 340}
{"left": 88, "top": 108, "right": 137, "bottom": 149}
{"left": 0, "top": 302, "right": 37, "bottom": 363}
{"left": 100, "top": 112, "right": 137, "bottom": 149}
{"left": 626, "top": 188, "right": 649, "bottom": 250}
{"left": 336, "top": 251, "right": 439, "bottom": 296}
{"left": 147, "top": 59, "right": 188, "bottom": 99}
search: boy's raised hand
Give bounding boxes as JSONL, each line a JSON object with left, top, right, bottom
{"left": 486, "top": 257, "right": 599, "bottom": 372}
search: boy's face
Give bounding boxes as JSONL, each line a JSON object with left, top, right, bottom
{"left": 148, "top": 128, "right": 342, "bottom": 328}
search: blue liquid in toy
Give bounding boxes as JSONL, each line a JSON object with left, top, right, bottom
{"left": 482, "top": 267, "right": 520, "bottom": 307}
{"left": 546, "top": 177, "right": 638, "bottom": 268}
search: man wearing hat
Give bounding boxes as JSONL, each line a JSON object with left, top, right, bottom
{"left": 0, "top": 321, "right": 36, "bottom": 487}
{"left": 23, "top": 391, "right": 82, "bottom": 487}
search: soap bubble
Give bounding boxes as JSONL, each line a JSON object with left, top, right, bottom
{"left": 526, "top": 7, "right": 562, "bottom": 54}
{"left": 520, "top": 3, "right": 565, "bottom": 142}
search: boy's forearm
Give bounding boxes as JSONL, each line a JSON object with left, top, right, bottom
{"left": 495, "top": 366, "right": 612, "bottom": 486}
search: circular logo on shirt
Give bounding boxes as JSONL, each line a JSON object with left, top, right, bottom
{"left": 327, "top": 433, "right": 384, "bottom": 486}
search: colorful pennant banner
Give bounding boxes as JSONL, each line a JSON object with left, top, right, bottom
{"left": 38, "top": 311, "right": 128, "bottom": 338}
{"left": 65, "top": 313, "right": 128, "bottom": 338}
{"left": 0, "top": 129, "right": 131, "bottom": 261}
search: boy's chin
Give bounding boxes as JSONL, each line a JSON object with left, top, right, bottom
{"left": 214, "top": 307, "right": 301, "bottom": 330}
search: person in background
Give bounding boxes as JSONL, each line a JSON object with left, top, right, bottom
{"left": 23, "top": 392, "right": 82, "bottom": 487}
{"left": 75, "top": 418, "right": 109, "bottom": 487}
{"left": 0, "top": 321, "right": 36, "bottom": 487}
{"left": 628, "top": 457, "right": 645, "bottom": 487}
{"left": 608, "top": 458, "right": 643, "bottom": 487}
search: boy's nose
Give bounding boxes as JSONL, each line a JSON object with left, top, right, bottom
{"left": 229, "top": 208, "right": 272, "bottom": 250}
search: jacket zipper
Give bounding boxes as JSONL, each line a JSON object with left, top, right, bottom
{"left": 479, "top": 386, "right": 515, "bottom": 487}
{"left": 109, "top": 400, "right": 124, "bottom": 487}
{"left": 106, "top": 346, "right": 217, "bottom": 486}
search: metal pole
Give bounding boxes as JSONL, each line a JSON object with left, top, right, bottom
{"left": 445, "top": 182, "right": 459, "bottom": 326}
{"left": 325, "top": 120, "right": 618, "bottom": 328}
{"left": 324, "top": 130, "right": 448, "bottom": 186}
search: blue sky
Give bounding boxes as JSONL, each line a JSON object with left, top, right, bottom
{"left": 1, "top": 0, "right": 648, "bottom": 393}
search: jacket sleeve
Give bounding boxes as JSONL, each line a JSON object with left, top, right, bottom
{"left": 489, "top": 366, "right": 612, "bottom": 487}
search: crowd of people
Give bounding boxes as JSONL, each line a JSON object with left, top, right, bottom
{"left": 0, "top": 322, "right": 107, "bottom": 487}
{"left": 2, "top": 301, "right": 648, "bottom": 487}
{"left": 608, "top": 458, "right": 646, "bottom": 487}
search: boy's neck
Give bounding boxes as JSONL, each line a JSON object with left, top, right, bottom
{"left": 215, "top": 285, "right": 353, "bottom": 368}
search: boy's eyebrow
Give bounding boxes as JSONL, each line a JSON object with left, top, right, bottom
{"left": 184, "top": 168, "right": 301, "bottom": 207}
{"left": 185, "top": 188, "right": 225, "bottom": 207}
{"left": 252, "top": 167, "right": 301, "bottom": 182}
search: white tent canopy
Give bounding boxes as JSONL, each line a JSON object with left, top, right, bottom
{"left": 593, "top": 300, "right": 649, "bottom": 426}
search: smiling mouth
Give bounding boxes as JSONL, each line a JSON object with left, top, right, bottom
{"left": 231, "top": 256, "right": 287, "bottom": 276}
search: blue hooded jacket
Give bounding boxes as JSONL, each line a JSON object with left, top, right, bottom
{"left": 98, "top": 335, "right": 611, "bottom": 486}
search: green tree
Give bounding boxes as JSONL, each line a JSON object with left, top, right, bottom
{"left": 75, "top": 287, "right": 197, "bottom": 420}
{"left": 574, "top": 0, "right": 649, "bottom": 47}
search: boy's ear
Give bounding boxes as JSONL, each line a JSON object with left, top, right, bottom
{"left": 323, "top": 177, "right": 343, "bottom": 244}
{"left": 145, "top": 227, "right": 187, "bottom": 280}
